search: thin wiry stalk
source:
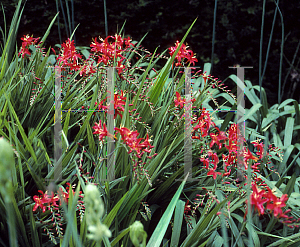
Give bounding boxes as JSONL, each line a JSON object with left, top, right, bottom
{"left": 65, "top": 0, "right": 72, "bottom": 40}
{"left": 59, "top": 0, "right": 70, "bottom": 37}
{"left": 1, "top": 3, "right": 7, "bottom": 43}
{"left": 71, "top": 0, "right": 76, "bottom": 44}
{"left": 247, "top": 153, "right": 254, "bottom": 247}
{"left": 297, "top": 52, "right": 300, "bottom": 68}
{"left": 104, "top": 0, "right": 108, "bottom": 37}
{"left": 273, "top": 0, "right": 284, "bottom": 104}
{"left": 210, "top": 0, "right": 217, "bottom": 75}
{"left": 56, "top": 0, "right": 62, "bottom": 44}
{"left": 259, "top": 0, "right": 266, "bottom": 106}
{"left": 281, "top": 40, "right": 300, "bottom": 99}
{"left": 261, "top": 1, "right": 279, "bottom": 84}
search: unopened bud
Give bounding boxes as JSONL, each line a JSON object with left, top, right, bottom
{"left": 0, "top": 137, "right": 14, "bottom": 202}
{"left": 130, "top": 221, "right": 147, "bottom": 247}
{"left": 84, "top": 184, "right": 111, "bottom": 240}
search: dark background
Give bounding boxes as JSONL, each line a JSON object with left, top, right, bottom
{"left": 1, "top": 0, "right": 300, "bottom": 106}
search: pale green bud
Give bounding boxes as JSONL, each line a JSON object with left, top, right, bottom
{"left": 84, "top": 184, "right": 111, "bottom": 240}
{"left": 87, "top": 222, "right": 112, "bottom": 241}
{"left": 0, "top": 137, "right": 14, "bottom": 202}
{"left": 130, "top": 221, "right": 147, "bottom": 247}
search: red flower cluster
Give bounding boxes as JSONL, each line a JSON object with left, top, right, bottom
{"left": 184, "top": 200, "right": 191, "bottom": 214}
{"left": 79, "top": 60, "right": 97, "bottom": 77}
{"left": 18, "top": 34, "right": 39, "bottom": 58}
{"left": 169, "top": 40, "right": 198, "bottom": 66}
{"left": 251, "top": 139, "right": 265, "bottom": 159}
{"left": 222, "top": 153, "right": 235, "bottom": 177}
{"left": 198, "top": 121, "right": 265, "bottom": 181}
{"left": 243, "top": 146, "right": 259, "bottom": 167}
{"left": 115, "top": 127, "right": 154, "bottom": 158}
{"left": 174, "top": 91, "right": 196, "bottom": 109}
{"left": 32, "top": 184, "right": 80, "bottom": 212}
{"left": 53, "top": 34, "right": 135, "bottom": 75}
{"left": 225, "top": 124, "right": 239, "bottom": 153}
{"left": 248, "top": 183, "right": 290, "bottom": 219}
{"left": 57, "top": 38, "right": 82, "bottom": 71}
{"left": 94, "top": 90, "right": 128, "bottom": 119}
{"left": 202, "top": 151, "right": 221, "bottom": 179}
{"left": 174, "top": 92, "right": 185, "bottom": 109}
{"left": 92, "top": 120, "right": 114, "bottom": 142}
{"left": 33, "top": 190, "right": 59, "bottom": 213}
{"left": 112, "top": 90, "right": 127, "bottom": 119}
{"left": 90, "top": 34, "right": 134, "bottom": 74}
{"left": 192, "top": 108, "right": 215, "bottom": 139}
{"left": 209, "top": 127, "right": 227, "bottom": 149}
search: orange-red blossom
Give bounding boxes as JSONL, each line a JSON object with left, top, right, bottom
{"left": 246, "top": 183, "right": 289, "bottom": 218}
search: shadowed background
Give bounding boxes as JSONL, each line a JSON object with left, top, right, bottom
{"left": 1, "top": 0, "right": 300, "bottom": 105}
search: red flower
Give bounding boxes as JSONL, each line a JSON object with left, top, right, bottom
{"left": 127, "top": 139, "right": 144, "bottom": 156}
{"left": 209, "top": 129, "right": 227, "bottom": 149}
{"left": 96, "top": 97, "right": 109, "bottom": 111}
{"left": 58, "top": 187, "right": 69, "bottom": 205}
{"left": 201, "top": 72, "right": 209, "bottom": 84}
{"left": 200, "top": 157, "right": 210, "bottom": 169}
{"left": 207, "top": 169, "right": 221, "bottom": 180}
{"left": 20, "top": 34, "right": 39, "bottom": 47}
{"left": 192, "top": 109, "right": 215, "bottom": 138}
{"left": 222, "top": 153, "right": 236, "bottom": 169}
{"left": 174, "top": 92, "right": 185, "bottom": 109}
{"left": 90, "top": 34, "right": 134, "bottom": 74}
{"left": 244, "top": 147, "right": 259, "bottom": 163}
{"left": 115, "top": 127, "right": 142, "bottom": 152}
{"left": 209, "top": 151, "right": 219, "bottom": 169}
{"left": 115, "top": 127, "right": 136, "bottom": 142}
{"left": 278, "top": 209, "right": 291, "bottom": 219}
{"left": 113, "top": 90, "right": 126, "bottom": 119}
{"left": 193, "top": 119, "right": 209, "bottom": 138}
{"left": 169, "top": 41, "right": 198, "bottom": 66}
{"left": 225, "top": 124, "right": 239, "bottom": 153}
{"left": 251, "top": 140, "right": 265, "bottom": 159}
{"left": 57, "top": 38, "right": 82, "bottom": 71}
{"left": 115, "top": 127, "right": 154, "bottom": 156}
{"left": 92, "top": 120, "right": 114, "bottom": 141}
{"left": 250, "top": 183, "right": 268, "bottom": 215}
{"left": 18, "top": 46, "right": 31, "bottom": 58}
{"left": 116, "top": 59, "right": 126, "bottom": 75}
{"left": 138, "top": 134, "right": 154, "bottom": 152}
{"left": 251, "top": 163, "right": 260, "bottom": 173}
{"left": 18, "top": 34, "right": 39, "bottom": 58}
{"left": 80, "top": 60, "right": 96, "bottom": 77}
{"left": 45, "top": 191, "right": 59, "bottom": 208}
{"left": 33, "top": 190, "right": 49, "bottom": 212}
{"left": 184, "top": 200, "right": 191, "bottom": 214}
{"left": 265, "top": 188, "right": 288, "bottom": 217}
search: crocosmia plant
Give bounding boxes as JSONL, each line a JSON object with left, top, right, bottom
{"left": 1, "top": 10, "right": 299, "bottom": 247}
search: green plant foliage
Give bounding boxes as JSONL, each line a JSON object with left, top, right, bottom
{"left": 1, "top": 1, "right": 300, "bottom": 247}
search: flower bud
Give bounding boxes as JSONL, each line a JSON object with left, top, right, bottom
{"left": 0, "top": 137, "right": 14, "bottom": 202}
{"left": 84, "top": 184, "right": 111, "bottom": 240}
{"left": 130, "top": 221, "right": 147, "bottom": 247}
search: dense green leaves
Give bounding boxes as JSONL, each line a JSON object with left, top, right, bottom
{"left": 1, "top": 1, "right": 300, "bottom": 246}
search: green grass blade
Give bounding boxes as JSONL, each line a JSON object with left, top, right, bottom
{"left": 146, "top": 173, "right": 189, "bottom": 247}
{"left": 40, "top": 12, "right": 59, "bottom": 45}
{"left": 170, "top": 199, "right": 185, "bottom": 247}
{"left": 284, "top": 117, "right": 294, "bottom": 147}
{"left": 103, "top": 191, "right": 128, "bottom": 227}
{"left": 29, "top": 210, "right": 41, "bottom": 247}
{"left": 111, "top": 228, "right": 130, "bottom": 246}
{"left": 239, "top": 103, "right": 262, "bottom": 124}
